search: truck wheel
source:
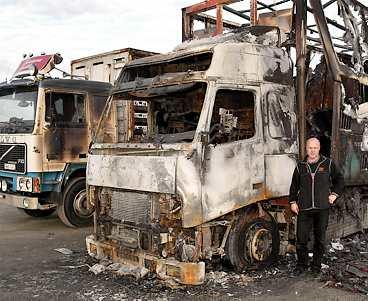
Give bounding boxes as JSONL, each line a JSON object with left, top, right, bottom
{"left": 21, "top": 208, "right": 56, "bottom": 217}
{"left": 57, "top": 177, "right": 93, "bottom": 228}
{"left": 227, "top": 213, "right": 279, "bottom": 271}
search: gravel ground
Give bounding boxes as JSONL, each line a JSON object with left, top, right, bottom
{"left": 0, "top": 203, "right": 366, "bottom": 301}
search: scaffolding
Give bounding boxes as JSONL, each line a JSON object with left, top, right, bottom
{"left": 182, "top": 0, "right": 368, "bottom": 158}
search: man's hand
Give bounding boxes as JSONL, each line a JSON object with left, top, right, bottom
{"left": 290, "top": 203, "right": 299, "bottom": 215}
{"left": 328, "top": 194, "right": 337, "bottom": 204}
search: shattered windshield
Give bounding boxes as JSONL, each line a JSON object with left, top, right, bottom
{"left": 98, "top": 82, "right": 207, "bottom": 144}
{"left": 0, "top": 86, "right": 38, "bottom": 133}
{"left": 129, "top": 82, "right": 206, "bottom": 143}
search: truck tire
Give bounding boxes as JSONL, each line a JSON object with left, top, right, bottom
{"left": 21, "top": 208, "right": 56, "bottom": 217}
{"left": 227, "top": 212, "right": 280, "bottom": 272}
{"left": 57, "top": 177, "right": 93, "bottom": 228}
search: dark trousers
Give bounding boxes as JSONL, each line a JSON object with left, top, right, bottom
{"left": 296, "top": 209, "right": 329, "bottom": 269}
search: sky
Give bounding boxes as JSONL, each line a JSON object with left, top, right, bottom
{"left": 0, "top": 0, "right": 362, "bottom": 81}
{"left": 0, "top": 0, "right": 205, "bottom": 81}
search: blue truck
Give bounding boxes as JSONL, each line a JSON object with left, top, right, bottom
{"left": 0, "top": 53, "right": 112, "bottom": 227}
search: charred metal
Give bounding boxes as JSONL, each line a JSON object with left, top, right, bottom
{"left": 86, "top": 0, "right": 368, "bottom": 285}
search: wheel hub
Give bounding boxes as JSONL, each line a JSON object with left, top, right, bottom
{"left": 245, "top": 224, "right": 273, "bottom": 262}
{"left": 73, "top": 190, "right": 93, "bottom": 217}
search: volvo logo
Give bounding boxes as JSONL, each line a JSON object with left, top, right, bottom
{"left": 0, "top": 136, "right": 17, "bottom": 143}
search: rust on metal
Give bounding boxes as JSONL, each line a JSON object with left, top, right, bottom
{"left": 215, "top": 4, "right": 224, "bottom": 36}
{"left": 295, "top": 0, "right": 307, "bottom": 159}
{"left": 250, "top": 0, "right": 258, "bottom": 25}
{"left": 182, "top": 0, "right": 243, "bottom": 40}
{"left": 183, "top": 0, "right": 241, "bottom": 15}
{"left": 86, "top": 0, "right": 368, "bottom": 285}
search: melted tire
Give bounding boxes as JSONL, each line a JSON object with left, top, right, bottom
{"left": 227, "top": 214, "right": 280, "bottom": 272}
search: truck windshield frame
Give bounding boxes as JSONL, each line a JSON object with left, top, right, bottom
{"left": 119, "top": 52, "right": 213, "bottom": 83}
{"left": 97, "top": 82, "right": 208, "bottom": 144}
{"left": 0, "top": 86, "right": 38, "bottom": 134}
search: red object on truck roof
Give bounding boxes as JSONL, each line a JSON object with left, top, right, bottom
{"left": 14, "top": 55, "right": 53, "bottom": 76}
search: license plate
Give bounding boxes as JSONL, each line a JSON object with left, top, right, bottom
{"left": 4, "top": 163, "right": 16, "bottom": 171}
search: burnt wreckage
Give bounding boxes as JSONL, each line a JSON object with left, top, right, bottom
{"left": 85, "top": 0, "right": 368, "bottom": 285}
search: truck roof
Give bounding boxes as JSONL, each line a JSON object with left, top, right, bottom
{"left": 124, "top": 26, "right": 280, "bottom": 69}
{"left": 40, "top": 79, "right": 112, "bottom": 94}
{"left": 0, "top": 78, "right": 112, "bottom": 94}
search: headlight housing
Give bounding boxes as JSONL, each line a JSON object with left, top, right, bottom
{"left": 17, "top": 176, "right": 33, "bottom": 192}
{"left": 1, "top": 179, "right": 7, "bottom": 192}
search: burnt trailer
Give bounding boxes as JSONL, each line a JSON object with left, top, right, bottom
{"left": 86, "top": 0, "right": 368, "bottom": 284}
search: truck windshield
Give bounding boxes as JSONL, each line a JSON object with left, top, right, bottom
{"left": 129, "top": 82, "right": 206, "bottom": 143}
{"left": 99, "top": 82, "right": 207, "bottom": 144}
{"left": 0, "top": 86, "right": 38, "bottom": 134}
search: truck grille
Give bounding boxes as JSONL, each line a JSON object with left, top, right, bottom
{"left": 0, "top": 144, "right": 26, "bottom": 174}
{"left": 110, "top": 191, "right": 151, "bottom": 224}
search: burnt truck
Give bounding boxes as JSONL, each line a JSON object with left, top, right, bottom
{"left": 86, "top": 0, "right": 368, "bottom": 284}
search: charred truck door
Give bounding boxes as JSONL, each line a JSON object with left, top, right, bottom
{"left": 44, "top": 91, "right": 88, "bottom": 162}
{"left": 262, "top": 85, "right": 297, "bottom": 198}
{"left": 203, "top": 85, "right": 264, "bottom": 222}
{"left": 43, "top": 89, "right": 93, "bottom": 227}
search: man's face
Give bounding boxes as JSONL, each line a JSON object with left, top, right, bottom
{"left": 306, "top": 138, "right": 320, "bottom": 161}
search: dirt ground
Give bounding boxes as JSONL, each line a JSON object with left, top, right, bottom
{"left": 0, "top": 203, "right": 366, "bottom": 301}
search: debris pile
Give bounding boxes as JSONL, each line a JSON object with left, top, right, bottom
{"left": 206, "top": 271, "right": 253, "bottom": 288}
{"left": 321, "top": 233, "right": 368, "bottom": 294}
{"left": 82, "top": 233, "right": 368, "bottom": 298}
{"left": 89, "top": 260, "right": 150, "bottom": 280}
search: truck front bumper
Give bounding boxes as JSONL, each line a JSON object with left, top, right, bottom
{"left": 86, "top": 235, "right": 205, "bottom": 285}
{"left": 0, "top": 192, "right": 56, "bottom": 210}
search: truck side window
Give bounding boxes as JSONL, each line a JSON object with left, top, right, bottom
{"left": 266, "top": 91, "right": 294, "bottom": 139}
{"left": 209, "top": 89, "right": 255, "bottom": 144}
{"left": 45, "top": 92, "right": 86, "bottom": 127}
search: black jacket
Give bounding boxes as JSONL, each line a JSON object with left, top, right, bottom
{"left": 289, "top": 156, "right": 344, "bottom": 210}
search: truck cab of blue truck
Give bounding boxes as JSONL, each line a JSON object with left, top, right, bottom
{"left": 0, "top": 53, "right": 112, "bottom": 227}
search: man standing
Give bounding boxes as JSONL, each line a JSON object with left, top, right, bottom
{"left": 289, "top": 137, "right": 344, "bottom": 275}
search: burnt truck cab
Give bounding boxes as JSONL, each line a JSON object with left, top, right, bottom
{"left": 0, "top": 55, "right": 111, "bottom": 227}
{"left": 86, "top": 27, "right": 298, "bottom": 284}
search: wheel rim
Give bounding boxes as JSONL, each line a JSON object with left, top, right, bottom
{"left": 245, "top": 223, "right": 273, "bottom": 262}
{"left": 73, "top": 189, "right": 93, "bottom": 218}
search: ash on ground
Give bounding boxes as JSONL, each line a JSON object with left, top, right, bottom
{"left": 320, "top": 232, "right": 368, "bottom": 295}
{"left": 1, "top": 233, "right": 367, "bottom": 301}
{"left": 80, "top": 231, "right": 368, "bottom": 299}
